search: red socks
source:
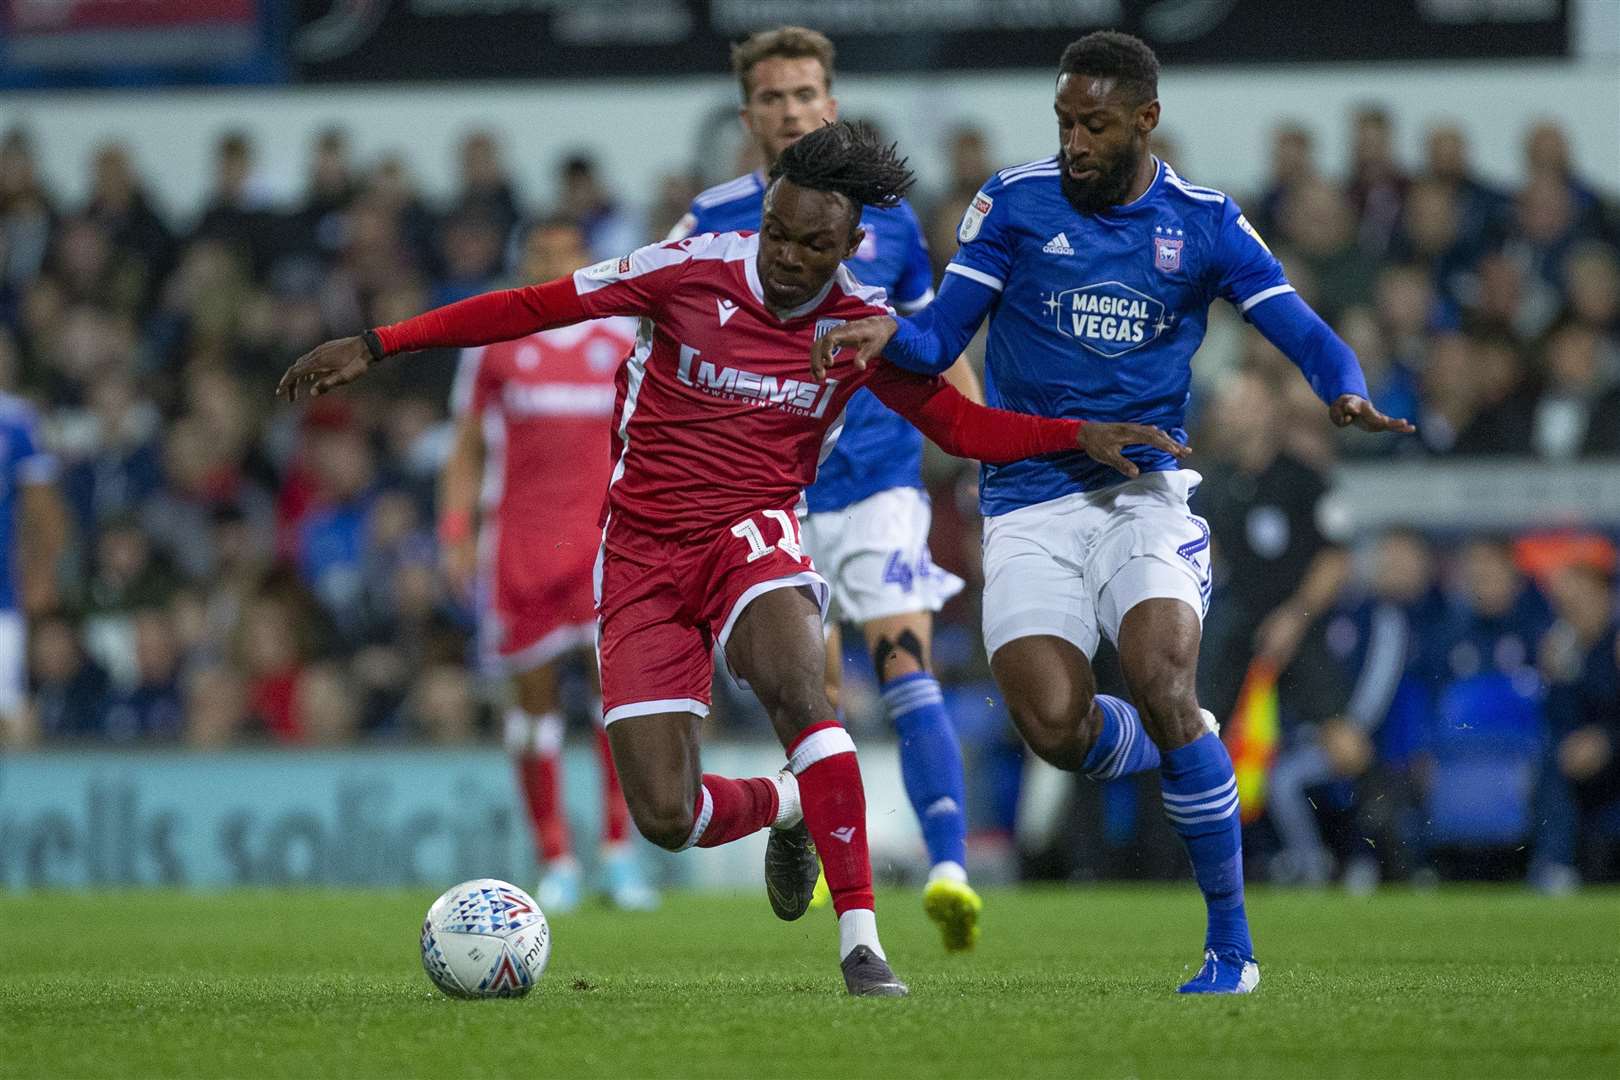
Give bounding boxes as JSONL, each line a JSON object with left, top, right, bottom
{"left": 516, "top": 752, "right": 570, "bottom": 862}
{"left": 685, "top": 775, "right": 781, "bottom": 849}
{"left": 788, "top": 721, "right": 872, "bottom": 915}
{"left": 596, "top": 728, "right": 631, "bottom": 846}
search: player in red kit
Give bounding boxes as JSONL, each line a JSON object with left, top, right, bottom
{"left": 280, "top": 123, "right": 1186, "bottom": 996}
{"left": 441, "top": 217, "right": 655, "bottom": 914}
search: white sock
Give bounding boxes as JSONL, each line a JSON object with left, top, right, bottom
{"left": 837, "top": 908, "right": 885, "bottom": 961}
{"left": 927, "top": 860, "right": 967, "bottom": 886}
{"left": 770, "top": 769, "right": 801, "bottom": 828}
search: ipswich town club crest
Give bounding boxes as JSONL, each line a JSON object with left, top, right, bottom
{"left": 1153, "top": 234, "right": 1183, "bottom": 274}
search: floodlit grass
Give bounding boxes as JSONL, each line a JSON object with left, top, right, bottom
{"left": 2, "top": 885, "right": 1616, "bottom": 1078}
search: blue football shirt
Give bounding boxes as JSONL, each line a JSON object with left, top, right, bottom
{"left": 677, "top": 172, "right": 937, "bottom": 513}
{"left": 0, "top": 394, "right": 58, "bottom": 611}
{"left": 948, "top": 156, "right": 1292, "bottom": 516}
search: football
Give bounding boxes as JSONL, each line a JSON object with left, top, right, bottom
{"left": 420, "top": 879, "right": 551, "bottom": 999}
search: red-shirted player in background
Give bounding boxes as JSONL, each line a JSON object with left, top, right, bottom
{"left": 441, "top": 216, "right": 655, "bottom": 914}
{"left": 280, "top": 123, "right": 1185, "bottom": 996}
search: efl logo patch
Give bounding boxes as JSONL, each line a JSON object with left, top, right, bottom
{"left": 958, "top": 191, "right": 993, "bottom": 243}
{"left": 1154, "top": 236, "right": 1183, "bottom": 273}
{"left": 617, "top": 255, "right": 633, "bottom": 273}
{"left": 1237, "top": 213, "right": 1272, "bottom": 254}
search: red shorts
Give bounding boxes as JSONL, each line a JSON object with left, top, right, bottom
{"left": 481, "top": 524, "right": 599, "bottom": 673}
{"left": 597, "top": 508, "right": 828, "bottom": 725}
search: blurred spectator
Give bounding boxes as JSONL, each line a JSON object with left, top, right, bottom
{"left": 1560, "top": 241, "right": 1620, "bottom": 342}
{"left": 293, "top": 420, "right": 381, "bottom": 635}
{"left": 190, "top": 131, "right": 276, "bottom": 276}
{"left": 431, "top": 210, "right": 505, "bottom": 306}
{"left": 1507, "top": 174, "right": 1589, "bottom": 299}
{"left": 1, "top": 127, "right": 54, "bottom": 294}
{"left": 1523, "top": 121, "right": 1602, "bottom": 225}
{"left": 1389, "top": 177, "right": 1477, "bottom": 310}
{"left": 453, "top": 130, "right": 521, "bottom": 243}
{"left": 558, "top": 152, "right": 639, "bottom": 260}
{"left": 364, "top": 153, "right": 437, "bottom": 271}
{"left": 1196, "top": 370, "right": 1352, "bottom": 727}
{"left": 289, "top": 127, "right": 359, "bottom": 263}
{"left": 101, "top": 608, "right": 185, "bottom": 741}
{"left": 1438, "top": 537, "right": 1554, "bottom": 684}
{"left": 29, "top": 612, "right": 111, "bottom": 741}
{"left": 1451, "top": 334, "right": 1532, "bottom": 454}
{"left": 1524, "top": 323, "right": 1620, "bottom": 459}
{"left": 56, "top": 367, "right": 164, "bottom": 533}
{"left": 84, "top": 142, "right": 174, "bottom": 312}
{"left": 1535, "top": 561, "right": 1620, "bottom": 885}
{"left": 1279, "top": 177, "right": 1378, "bottom": 321}
{"left": 1346, "top": 105, "right": 1409, "bottom": 259}
{"left": 1421, "top": 124, "right": 1510, "bottom": 254}
{"left": 1253, "top": 122, "right": 1318, "bottom": 237}
{"left": 1270, "top": 528, "right": 1448, "bottom": 886}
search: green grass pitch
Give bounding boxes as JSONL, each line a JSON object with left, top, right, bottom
{"left": 2, "top": 885, "right": 1616, "bottom": 1078}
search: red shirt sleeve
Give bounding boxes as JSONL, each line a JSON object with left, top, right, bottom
{"left": 375, "top": 238, "right": 705, "bottom": 355}
{"left": 865, "top": 363, "right": 1083, "bottom": 465}
{"left": 375, "top": 277, "right": 588, "bottom": 355}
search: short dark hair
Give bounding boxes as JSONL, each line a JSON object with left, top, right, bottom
{"left": 768, "top": 121, "right": 914, "bottom": 225}
{"left": 1058, "top": 31, "right": 1159, "bottom": 105}
{"left": 731, "top": 25, "right": 835, "bottom": 100}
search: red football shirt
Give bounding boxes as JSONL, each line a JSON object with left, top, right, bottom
{"left": 377, "top": 231, "right": 1083, "bottom": 547}
{"left": 451, "top": 319, "right": 635, "bottom": 545}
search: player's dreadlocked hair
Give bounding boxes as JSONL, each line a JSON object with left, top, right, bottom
{"left": 768, "top": 121, "right": 915, "bottom": 231}
{"left": 1058, "top": 30, "right": 1159, "bottom": 104}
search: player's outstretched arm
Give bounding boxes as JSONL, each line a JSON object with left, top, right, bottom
{"left": 1246, "top": 292, "right": 1414, "bottom": 435}
{"left": 277, "top": 277, "right": 595, "bottom": 402}
{"left": 811, "top": 271, "right": 997, "bottom": 381}
{"left": 868, "top": 367, "right": 1188, "bottom": 473}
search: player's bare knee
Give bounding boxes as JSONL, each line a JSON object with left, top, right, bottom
{"left": 626, "top": 791, "right": 695, "bottom": 851}
{"left": 1008, "top": 691, "right": 1093, "bottom": 771}
{"left": 1133, "top": 666, "right": 1204, "bottom": 750}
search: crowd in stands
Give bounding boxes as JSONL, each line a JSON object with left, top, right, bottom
{"left": 1, "top": 108, "right": 1617, "bottom": 883}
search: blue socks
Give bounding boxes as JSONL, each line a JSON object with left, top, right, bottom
{"left": 882, "top": 673, "right": 968, "bottom": 873}
{"left": 1081, "top": 694, "right": 1161, "bottom": 779}
{"left": 1160, "top": 732, "right": 1254, "bottom": 960}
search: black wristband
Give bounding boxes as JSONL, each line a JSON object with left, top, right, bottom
{"left": 361, "top": 329, "right": 386, "bottom": 364}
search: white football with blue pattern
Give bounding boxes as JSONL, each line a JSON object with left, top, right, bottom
{"left": 421, "top": 878, "right": 550, "bottom": 999}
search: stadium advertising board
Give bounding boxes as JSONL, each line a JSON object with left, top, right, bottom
{"left": 0, "top": 0, "right": 283, "bottom": 87}
{"left": 293, "top": 0, "right": 1570, "bottom": 83}
{"left": 0, "top": 745, "right": 912, "bottom": 891}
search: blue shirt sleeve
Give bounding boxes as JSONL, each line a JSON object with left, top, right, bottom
{"left": 885, "top": 269, "right": 997, "bottom": 376}
{"left": 890, "top": 203, "right": 936, "bottom": 314}
{"left": 10, "top": 407, "right": 57, "bottom": 486}
{"left": 1247, "top": 291, "right": 1370, "bottom": 404}
{"left": 944, "top": 177, "right": 1015, "bottom": 293}
{"left": 1212, "top": 198, "right": 1292, "bottom": 314}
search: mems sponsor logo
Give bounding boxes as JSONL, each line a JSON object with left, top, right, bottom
{"left": 676, "top": 345, "right": 839, "bottom": 417}
{"left": 1042, "top": 281, "right": 1172, "bottom": 358}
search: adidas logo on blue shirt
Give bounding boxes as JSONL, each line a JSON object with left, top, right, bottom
{"left": 1042, "top": 232, "right": 1074, "bottom": 255}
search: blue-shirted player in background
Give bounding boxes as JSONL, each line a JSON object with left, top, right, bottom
{"left": 670, "top": 26, "right": 987, "bottom": 950}
{"left": 0, "top": 391, "right": 68, "bottom": 744}
{"left": 813, "top": 32, "right": 1413, "bottom": 992}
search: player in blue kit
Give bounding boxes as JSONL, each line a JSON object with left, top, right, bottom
{"left": 812, "top": 31, "right": 1413, "bottom": 992}
{"left": 0, "top": 393, "right": 67, "bottom": 744}
{"left": 669, "top": 26, "right": 986, "bottom": 950}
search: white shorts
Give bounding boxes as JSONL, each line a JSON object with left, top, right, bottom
{"left": 0, "top": 610, "right": 25, "bottom": 722}
{"left": 981, "top": 469, "right": 1212, "bottom": 658}
{"left": 800, "top": 487, "right": 965, "bottom": 625}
